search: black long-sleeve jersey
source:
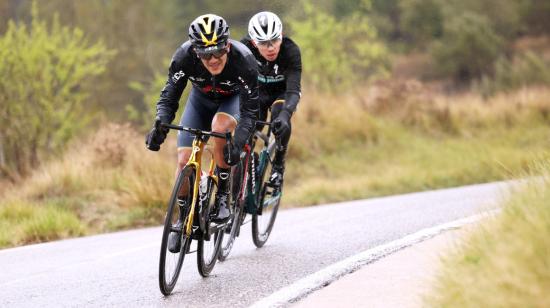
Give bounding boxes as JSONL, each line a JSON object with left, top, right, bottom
{"left": 155, "top": 39, "right": 259, "bottom": 146}
{"left": 241, "top": 37, "right": 302, "bottom": 114}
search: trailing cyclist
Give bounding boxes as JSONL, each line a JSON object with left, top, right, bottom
{"left": 145, "top": 14, "right": 259, "bottom": 232}
{"left": 241, "top": 11, "right": 302, "bottom": 191}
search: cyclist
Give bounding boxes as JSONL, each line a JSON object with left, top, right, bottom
{"left": 241, "top": 11, "right": 302, "bottom": 190}
{"left": 145, "top": 14, "right": 259, "bottom": 226}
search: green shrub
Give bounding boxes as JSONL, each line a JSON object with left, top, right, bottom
{"left": 432, "top": 12, "right": 504, "bottom": 82}
{"left": 0, "top": 2, "right": 114, "bottom": 180}
{"left": 522, "top": 0, "right": 550, "bottom": 35}
{"left": 288, "top": 0, "right": 389, "bottom": 90}
{"left": 400, "top": 0, "right": 444, "bottom": 48}
{"left": 475, "top": 51, "right": 550, "bottom": 96}
{"left": 445, "top": 0, "right": 524, "bottom": 39}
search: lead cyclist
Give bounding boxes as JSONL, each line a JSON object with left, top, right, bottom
{"left": 241, "top": 11, "right": 302, "bottom": 190}
{"left": 145, "top": 14, "right": 259, "bottom": 235}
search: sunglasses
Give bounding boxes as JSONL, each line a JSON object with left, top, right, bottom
{"left": 256, "top": 38, "right": 282, "bottom": 48}
{"left": 196, "top": 47, "right": 228, "bottom": 60}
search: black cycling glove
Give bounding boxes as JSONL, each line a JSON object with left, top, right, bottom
{"left": 272, "top": 109, "right": 291, "bottom": 137}
{"left": 145, "top": 119, "right": 169, "bottom": 151}
{"left": 223, "top": 141, "right": 241, "bottom": 166}
{"left": 223, "top": 125, "right": 250, "bottom": 166}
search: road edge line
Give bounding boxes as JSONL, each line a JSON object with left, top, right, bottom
{"left": 249, "top": 210, "right": 499, "bottom": 308}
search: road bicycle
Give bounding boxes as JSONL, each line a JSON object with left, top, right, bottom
{"left": 157, "top": 119, "right": 231, "bottom": 295}
{"left": 218, "top": 120, "right": 283, "bottom": 261}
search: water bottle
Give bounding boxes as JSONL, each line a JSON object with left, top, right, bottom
{"left": 199, "top": 171, "right": 208, "bottom": 196}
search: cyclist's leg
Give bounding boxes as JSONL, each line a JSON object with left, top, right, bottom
{"left": 269, "top": 98, "right": 291, "bottom": 165}
{"left": 169, "top": 89, "right": 220, "bottom": 250}
{"left": 268, "top": 97, "right": 291, "bottom": 187}
{"left": 210, "top": 94, "right": 239, "bottom": 222}
{"left": 176, "top": 88, "right": 219, "bottom": 194}
{"left": 211, "top": 94, "right": 239, "bottom": 169}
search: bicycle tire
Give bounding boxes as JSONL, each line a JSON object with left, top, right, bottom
{"left": 159, "top": 166, "right": 195, "bottom": 295}
{"left": 252, "top": 136, "right": 281, "bottom": 248}
{"left": 218, "top": 204, "right": 243, "bottom": 261}
{"left": 197, "top": 175, "right": 224, "bottom": 277}
{"left": 218, "top": 162, "right": 245, "bottom": 261}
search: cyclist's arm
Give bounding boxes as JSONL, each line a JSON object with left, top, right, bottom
{"left": 234, "top": 55, "right": 260, "bottom": 148}
{"left": 283, "top": 42, "right": 302, "bottom": 114}
{"left": 155, "top": 48, "right": 189, "bottom": 124}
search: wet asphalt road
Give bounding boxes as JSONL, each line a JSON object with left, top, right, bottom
{"left": 0, "top": 181, "right": 513, "bottom": 307}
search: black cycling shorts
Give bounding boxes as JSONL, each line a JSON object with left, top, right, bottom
{"left": 177, "top": 88, "right": 240, "bottom": 148}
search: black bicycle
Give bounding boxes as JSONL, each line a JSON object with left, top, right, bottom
{"left": 218, "top": 120, "right": 283, "bottom": 261}
{"left": 158, "top": 120, "right": 231, "bottom": 296}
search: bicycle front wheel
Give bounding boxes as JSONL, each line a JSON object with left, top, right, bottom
{"left": 197, "top": 176, "right": 224, "bottom": 277}
{"left": 219, "top": 162, "right": 244, "bottom": 261}
{"left": 159, "top": 166, "right": 195, "bottom": 295}
{"left": 252, "top": 140, "right": 281, "bottom": 248}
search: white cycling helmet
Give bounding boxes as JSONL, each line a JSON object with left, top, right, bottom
{"left": 248, "top": 11, "right": 283, "bottom": 42}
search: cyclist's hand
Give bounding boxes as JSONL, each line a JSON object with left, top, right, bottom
{"left": 272, "top": 110, "right": 291, "bottom": 137}
{"left": 223, "top": 142, "right": 241, "bottom": 166}
{"left": 145, "top": 119, "right": 169, "bottom": 151}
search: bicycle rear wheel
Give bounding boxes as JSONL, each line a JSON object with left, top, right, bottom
{"left": 252, "top": 137, "right": 281, "bottom": 248}
{"left": 197, "top": 175, "right": 224, "bottom": 277}
{"left": 159, "top": 166, "right": 195, "bottom": 295}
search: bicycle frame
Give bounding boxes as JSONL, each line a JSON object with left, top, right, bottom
{"left": 183, "top": 136, "right": 217, "bottom": 236}
{"left": 243, "top": 126, "right": 280, "bottom": 215}
{"left": 237, "top": 144, "right": 252, "bottom": 204}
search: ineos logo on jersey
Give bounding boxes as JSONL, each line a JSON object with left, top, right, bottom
{"left": 220, "top": 80, "right": 235, "bottom": 87}
{"left": 172, "top": 70, "right": 185, "bottom": 83}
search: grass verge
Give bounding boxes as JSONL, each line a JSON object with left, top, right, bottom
{"left": 425, "top": 161, "right": 550, "bottom": 307}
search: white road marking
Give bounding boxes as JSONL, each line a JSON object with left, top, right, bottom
{"left": 249, "top": 210, "right": 500, "bottom": 308}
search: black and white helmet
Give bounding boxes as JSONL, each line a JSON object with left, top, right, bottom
{"left": 248, "top": 11, "right": 283, "bottom": 42}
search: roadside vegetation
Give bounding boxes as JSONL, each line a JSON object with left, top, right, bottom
{"left": 286, "top": 85, "right": 550, "bottom": 205}
{"left": 2, "top": 85, "right": 550, "bottom": 248}
{"left": 0, "top": 0, "right": 549, "bottom": 248}
{"left": 425, "top": 162, "right": 550, "bottom": 307}
{"left": 0, "top": 123, "right": 174, "bottom": 247}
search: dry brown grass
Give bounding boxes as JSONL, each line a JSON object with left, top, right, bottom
{"left": 0, "top": 122, "right": 179, "bottom": 247}
{"left": 427, "top": 163, "right": 550, "bottom": 307}
{"left": 283, "top": 83, "right": 550, "bottom": 205}
{"left": 3, "top": 82, "right": 550, "bottom": 247}
{"left": 355, "top": 81, "right": 550, "bottom": 136}
{"left": 291, "top": 82, "right": 550, "bottom": 160}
